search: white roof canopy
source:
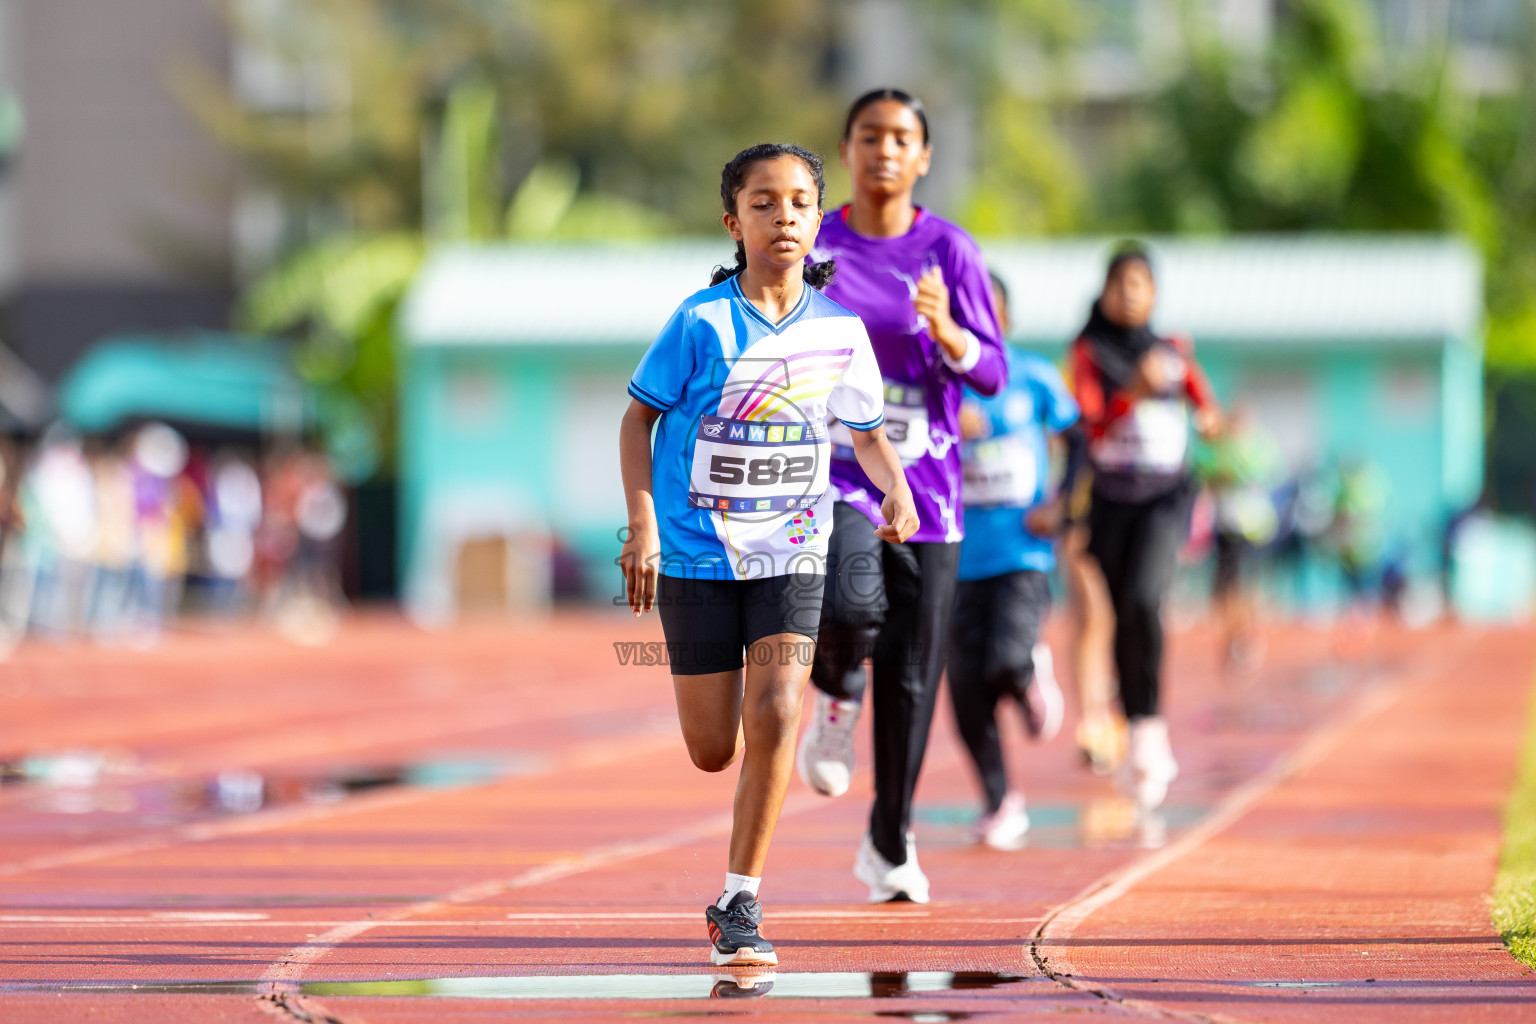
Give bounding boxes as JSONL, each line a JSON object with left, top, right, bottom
{"left": 402, "top": 235, "right": 1481, "bottom": 348}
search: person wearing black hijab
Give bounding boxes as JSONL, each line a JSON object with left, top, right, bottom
{"left": 1070, "top": 244, "right": 1221, "bottom": 809}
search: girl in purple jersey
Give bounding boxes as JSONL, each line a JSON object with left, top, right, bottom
{"left": 794, "top": 89, "right": 1007, "bottom": 902}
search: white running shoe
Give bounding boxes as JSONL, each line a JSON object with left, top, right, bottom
{"left": 710, "top": 971, "right": 776, "bottom": 998}
{"left": 974, "top": 791, "right": 1030, "bottom": 850}
{"left": 854, "top": 831, "right": 930, "bottom": 903}
{"left": 795, "top": 691, "right": 861, "bottom": 797}
{"left": 1126, "top": 716, "right": 1179, "bottom": 810}
{"left": 1021, "top": 643, "right": 1064, "bottom": 742}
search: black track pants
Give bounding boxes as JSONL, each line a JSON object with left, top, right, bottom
{"left": 947, "top": 570, "right": 1051, "bottom": 814}
{"left": 812, "top": 501, "right": 961, "bottom": 866}
{"left": 1086, "top": 481, "right": 1192, "bottom": 721}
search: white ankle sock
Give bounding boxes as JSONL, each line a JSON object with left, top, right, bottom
{"left": 717, "top": 872, "right": 761, "bottom": 909}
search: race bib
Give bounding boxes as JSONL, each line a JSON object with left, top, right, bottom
{"left": 688, "top": 415, "right": 828, "bottom": 515}
{"left": 829, "top": 380, "right": 929, "bottom": 465}
{"left": 1091, "top": 398, "right": 1189, "bottom": 474}
{"left": 962, "top": 434, "right": 1038, "bottom": 507}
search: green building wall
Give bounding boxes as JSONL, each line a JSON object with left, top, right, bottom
{"left": 402, "top": 334, "right": 1482, "bottom": 610}
{"left": 400, "top": 343, "right": 642, "bottom": 607}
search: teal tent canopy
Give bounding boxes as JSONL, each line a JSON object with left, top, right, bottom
{"left": 58, "top": 332, "right": 378, "bottom": 481}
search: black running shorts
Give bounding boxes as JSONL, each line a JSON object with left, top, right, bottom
{"left": 949, "top": 569, "right": 1052, "bottom": 691}
{"left": 656, "top": 574, "right": 824, "bottom": 675}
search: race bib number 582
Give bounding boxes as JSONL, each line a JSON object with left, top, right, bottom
{"left": 688, "top": 416, "right": 828, "bottom": 516}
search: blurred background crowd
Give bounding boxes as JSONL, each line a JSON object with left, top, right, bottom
{"left": 0, "top": 0, "right": 1533, "bottom": 651}
{"left": 0, "top": 425, "right": 346, "bottom": 653}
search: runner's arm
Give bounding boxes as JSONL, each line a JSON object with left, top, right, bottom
{"left": 1026, "top": 426, "right": 1086, "bottom": 537}
{"left": 1186, "top": 357, "right": 1223, "bottom": 437}
{"left": 848, "top": 425, "right": 920, "bottom": 543}
{"left": 1071, "top": 341, "right": 1103, "bottom": 427}
{"left": 1044, "top": 363, "right": 1086, "bottom": 508}
{"left": 1058, "top": 425, "right": 1087, "bottom": 510}
{"left": 1070, "top": 339, "right": 1135, "bottom": 434}
{"left": 915, "top": 244, "right": 1007, "bottom": 396}
{"left": 618, "top": 399, "right": 662, "bottom": 615}
{"left": 1171, "top": 336, "right": 1223, "bottom": 437}
{"left": 1026, "top": 365, "right": 1086, "bottom": 536}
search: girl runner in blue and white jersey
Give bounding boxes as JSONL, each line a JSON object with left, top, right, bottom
{"left": 619, "top": 143, "right": 918, "bottom": 968}
{"left": 949, "top": 272, "right": 1083, "bottom": 849}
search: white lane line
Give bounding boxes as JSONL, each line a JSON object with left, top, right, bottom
{"left": 0, "top": 785, "right": 466, "bottom": 879}
{"left": 257, "top": 791, "right": 827, "bottom": 993}
{"left": 1029, "top": 675, "right": 1411, "bottom": 1024}
{"left": 0, "top": 912, "right": 269, "bottom": 923}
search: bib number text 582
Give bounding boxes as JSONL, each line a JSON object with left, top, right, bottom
{"left": 708, "top": 454, "right": 815, "bottom": 486}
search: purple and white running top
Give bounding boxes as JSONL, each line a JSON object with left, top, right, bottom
{"left": 811, "top": 206, "right": 1007, "bottom": 542}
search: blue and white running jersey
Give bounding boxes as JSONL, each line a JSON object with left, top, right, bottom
{"left": 629, "top": 276, "right": 886, "bottom": 580}
{"left": 957, "top": 350, "right": 1079, "bottom": 581}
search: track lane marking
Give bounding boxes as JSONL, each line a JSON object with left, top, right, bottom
{"left": 1028, "top": 655, "right": 1437, "bottom": 1023}
{"left": 252, "top": 789, "right": 842, "bottom": 1023}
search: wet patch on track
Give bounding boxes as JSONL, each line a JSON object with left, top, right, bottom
{"left": 913, "top": 798, "right": 1211, "bottom": 849}
{"left": 0, "top": 751, "right": 544, "bottom": 820}
{"left": 2, "top": 970, "right": 1031, "bottom": 1002}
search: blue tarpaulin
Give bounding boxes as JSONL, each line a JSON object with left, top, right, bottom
{"left": 58, "top": 332, "right": 378, "bottom": 481}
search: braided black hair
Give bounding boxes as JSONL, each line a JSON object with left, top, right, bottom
{"left": 710, "top": 142, "right": 836, "bottom": 289}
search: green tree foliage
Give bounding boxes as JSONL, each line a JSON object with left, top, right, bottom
{"left": 181, "top": 0, "right": 845, "bottom": 469}
{"left": 183, "top": 0, "right": 1536, "bottom": 472}
{"left": 1109, "top": 0, "right": 1492, "bottom": 236}
{"left": 1100, "top": 0, "right": 1536, "bottom": 370}
{"left": 184, "top": 0, "right": 845, "bottom": 243}
{"left": 919, "top": 0, "right": 1091, "bottom": 235}
{"left": 963, "top": 90, "right": 1087, "bottom": 236}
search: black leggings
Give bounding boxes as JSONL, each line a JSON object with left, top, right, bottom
{"left": 947, "top": 570, "right": 1051, "bottom": 814}
{"left": 812, "top": 501, "right": 961, "bottom": 866}
{"left": 1087, "top": 481, "right": 1192, "bottom": 721}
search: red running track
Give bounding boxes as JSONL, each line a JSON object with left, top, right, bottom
{"left": 0, "top": 612, "right": 1530, "bottom": 1022}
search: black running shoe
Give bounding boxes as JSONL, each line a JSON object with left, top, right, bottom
{"left": 704, "top": 891, "right": 777, "bottom": 966}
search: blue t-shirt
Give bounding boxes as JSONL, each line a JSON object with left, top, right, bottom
{"left": 957, "top": 350, "right": 1079, "bottom": 580}
{"left": 629, "top": 276, "right": 886, "bottom": 580}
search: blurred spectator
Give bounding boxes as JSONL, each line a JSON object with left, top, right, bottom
{"left": 0, "top": 438, "right": 27, "bottom": 657}
{"left": 203, "top": 451, "right": 263, "bottom": 615}
{"left": 1442, "top": 490, "right": 1492, "bottom": 608}
{"left": 0, "top": 417, "right": 361, "bottom": 652}
{"left": 1332, "top": 458, "right": 1390, "bottom": 609}
{"left": 1379, "top": 539, "right": 1410, "bottom": 617}
{"left": 128, "top": 423, "right": 194, "bottom": 642}
{"left": 87, "top": 442, "right": 137, "bottom": 643}
{"left": 266, "top": 448, "right": 347, "bottom": 644}
{"left": 29, "top": 434, "right": 97, "bottom": 638}
{"left": 1195, "top": 403, "right": 1282, "bottom": 674}
{"left": 255, "top": 447, "right": 302, "bottom": 609}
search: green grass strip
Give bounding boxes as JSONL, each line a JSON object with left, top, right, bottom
{"left": 1495, "top": 673, "right": 1536, "bottom": 968}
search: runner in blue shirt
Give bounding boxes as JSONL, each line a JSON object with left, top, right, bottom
{"left": 948, "top": 272, "right": 1083, "bottom": 848}
{"left": 618, "top": 143, "right": 918, "bottom": 968}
